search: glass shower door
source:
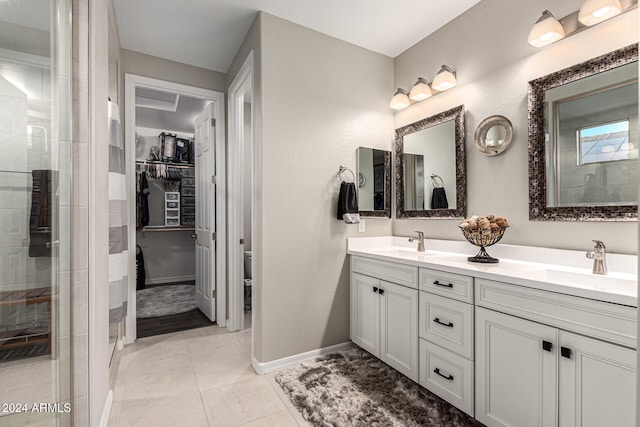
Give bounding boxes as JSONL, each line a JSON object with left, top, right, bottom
{"left": 0, "top": 0, "right": 72, "bottom": 425}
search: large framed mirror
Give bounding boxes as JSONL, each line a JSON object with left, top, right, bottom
{"left": 395, "top": 105, "right": 466, "bottom": 218}
{"left": 357, "top": 147, "right": 391, "bottom": 218}
{"left": 529, "top": 44, "right": 638, "bottom": 221}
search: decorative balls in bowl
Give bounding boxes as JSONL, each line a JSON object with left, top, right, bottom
{"left": 458, "top": 215, "right": 509, "bottom": 263}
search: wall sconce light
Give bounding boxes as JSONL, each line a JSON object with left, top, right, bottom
{"left": 431, "top": 65, "right": 457, "bottom": 92}
{"left": 528, "top": 10, "right": 565, "bottom": 48}
{"left": 389, "top": 88, "right": 410, "bottom": 110}
{"left": 528, "top": 0, "right": 635, "bottom": 48}
{"left": 409, "top": 77, "right": 432, "bottom": 101}
{"left": 389, "top": 65, "right": 457, "bottom": 110}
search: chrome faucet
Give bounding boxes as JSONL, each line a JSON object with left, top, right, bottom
{"left": 409, "top": 231, "right": 425, "bottom": 252}
{"left": 586, "top": 240, "right": 607, "bottom": 275}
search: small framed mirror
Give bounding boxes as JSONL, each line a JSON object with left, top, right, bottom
{"left": 395, "top": 105, "right": 466, "bottom": 218}
{"left": 528, "top": 44, "right": 638, "bottom": 221}
{"left": 357, "top": 147, "right": 391, "bottom": 218}
{"left": 474, "top": 115, "right": 513, "bottom": 156}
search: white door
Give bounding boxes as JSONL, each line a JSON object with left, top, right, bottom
{"left": 379, "top": 280, "right": 418, "bottom": 381}
{"left": 559, "top": 331, "right": 636, "bottom": 427}
{"left": 194, "top": 104, "right": 216, "bottom": 321}
{"left": 475, "top": 307, "right": 557, "bottom": 427}
{"left": 350, "top": 273, "right": 380, "bottom": 356}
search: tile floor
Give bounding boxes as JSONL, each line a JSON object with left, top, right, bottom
{"left": 107, "top": 321, "right": 311, "bottom": 427}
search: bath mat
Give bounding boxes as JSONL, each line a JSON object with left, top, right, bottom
{"left": 136, "top": 284, "right": 196, "bottom": 318}
{"left": 275, "top": 347, "right": 482, "bottom": 427}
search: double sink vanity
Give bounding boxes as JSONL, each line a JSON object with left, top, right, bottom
{"left": 348, "top": 236, "right": 637, "bottom": 427}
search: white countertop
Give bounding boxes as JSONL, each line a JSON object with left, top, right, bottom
{"left": 347, "top": 236, "right": 638, "bottom": 307}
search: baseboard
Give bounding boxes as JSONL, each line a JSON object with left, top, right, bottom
{"left": 99, "top": 389, "right": 113, "bottom": 427}
{"left": 145, "top": 275, "right": 195, "bottom": 285}
{"left": 252, "top": 341, "right": 353, "bottom": 375}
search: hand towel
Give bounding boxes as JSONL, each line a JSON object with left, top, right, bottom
{"left": 337, "top": 181, "right": 360, "bottom": 223}
{"left": 431, "top": 186, "right": 449, "bottom": 209}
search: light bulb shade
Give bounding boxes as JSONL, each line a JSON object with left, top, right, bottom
{"left": 389, "top": 88, "right": 410, "bottom": 110}
{"left": 528, "top": 10, "right": 565, "bottom": 48}
{"left": 578, "top": 0, "right": 622, "bottom": 26}
{"left": 409, "top": 77, "right": 432, "bottom": 101}
{"left": 431, "top": 66, "right": 457, "bottom": 92}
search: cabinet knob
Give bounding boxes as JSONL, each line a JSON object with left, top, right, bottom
{"left": 433, "top": 317, "right": 454, "bottom": 328}
{"left": 542, "top": 340, "right": 553, "bottom": 352}
{"left": 373, "top": 286, "right": 378, "bottom": 293}
{"left": 378, "top": 288, "right": 384, "bottom": 295}
{"left": 561, "top": 346, "right": 572, "bottom": 359}
{"left": 433, "top": 280, "right": 453, "bottom": 288}
{"left": 434, "top": 368, "right": 454, "bottom": 381}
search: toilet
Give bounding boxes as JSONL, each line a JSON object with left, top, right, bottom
{"left": 243, "top": 251, "right": 252, "bottom": 310}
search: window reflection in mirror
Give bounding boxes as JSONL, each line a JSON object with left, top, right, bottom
{"left": 356, "top": 147, "right": 391, "bottom": 218}
{"left": 547, "top": 62, "right": 638, "bottom": 208}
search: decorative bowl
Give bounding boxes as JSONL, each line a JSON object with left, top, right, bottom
{"left": 459, "top": 225, "right": 509, "bottom": 263}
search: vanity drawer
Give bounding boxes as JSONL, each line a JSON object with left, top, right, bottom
{"left": 419, "top": 339, "right": 474, "bottom": 417}
{"left": 420, "top": 269, "right": 473, "bottom": 303}
{"left": 352, "top": 256, "right": 418, "bottom": 289}
{"left": 475, "top": 278, "right": 637, "bottom": 348}
{"left": 419, "top": 292, "right": 473, "bottom": 359}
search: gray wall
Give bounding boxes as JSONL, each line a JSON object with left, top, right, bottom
{"left": 393, "top": 0, "right": 638, "bottom": 254}
{"left": 253, "top": 13, "right": 395, "bottom": 362}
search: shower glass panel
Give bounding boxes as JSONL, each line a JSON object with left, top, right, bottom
{"left": 0, "top": 0, "right": 72, "bottom": 425}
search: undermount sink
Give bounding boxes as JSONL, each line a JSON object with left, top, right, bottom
{"left": 530, "top": 268, "right": 637, "bottom": 293}
{"left": 370, "top": 247, "right": 434, "bottom": 257}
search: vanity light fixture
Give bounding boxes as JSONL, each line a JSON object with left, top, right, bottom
{"left": 389, "top": 88, "right": 411, "bottom": 110}
{"left": 528, "top": 0, "right": 635, "bottom": 48}
{"left": 528, "top": 10, "right": 565, "bottom": 48}
{"left": 578, "top": 0, "right": 622, "bottom": 25}
{"left": 409, "top": 77, "right": 432, "bottom": 101}
{"left": 431, "top": 65, "right": 457, "bottom": 92}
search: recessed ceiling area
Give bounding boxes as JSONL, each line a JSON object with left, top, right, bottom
{"left": 135, "top": 87, "right": 210, "bottom": 134}
{"left": 113, "top": 0, "right": 482, "bottom": 73}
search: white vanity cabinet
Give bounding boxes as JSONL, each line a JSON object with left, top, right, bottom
{"left": 350, "top": 256, "right": 419, "bottom": 381}
{"left": 475, "top": 278, "right": 636, "bottom": 427}
{"left": 418, "top": 268, "right": 475, "bottom": 416}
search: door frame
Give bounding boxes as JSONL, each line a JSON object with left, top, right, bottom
{"left": 227, "top": 51, "right": 254, "bottom": 332}
{"left": 123, "top": 74, "right": 226, "bottom": 343}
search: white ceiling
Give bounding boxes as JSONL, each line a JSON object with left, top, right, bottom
{"left": 113, "top": 0, "right": 482, "bottom": 73}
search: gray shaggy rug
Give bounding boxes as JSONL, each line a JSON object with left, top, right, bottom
{"left": 136, "top": 284, "right": 196, "bottom": 318}
{"left": 275, "top": 347, "right": 482, "bottom": 427}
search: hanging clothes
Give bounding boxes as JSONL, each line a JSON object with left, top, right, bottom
{"left": 139, "top": 171, "right": 150, "bottom": 229}
{"left": 108, "top": 101, "right": 128, "bottom": 324}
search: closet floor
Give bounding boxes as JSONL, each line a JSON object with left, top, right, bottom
{"left": 136, "top": 282, "right": 213, "bottom": 338}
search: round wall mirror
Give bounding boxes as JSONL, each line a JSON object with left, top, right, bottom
{"left": 474, "top": 115, "right": 513, "bottom": 156}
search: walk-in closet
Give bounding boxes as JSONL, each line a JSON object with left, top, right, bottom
{"left": 133, "top": 86, "right": 210, "bottom": 338}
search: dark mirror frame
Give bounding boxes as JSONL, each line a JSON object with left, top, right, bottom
{"left": 357, "top": 148, "right": 392, "bottom": 218}
{"left": 528, "top": 44, "right": 638, "bottom": 221}
{"left": 395, "top": 105, "right": 466, "bottom": 218}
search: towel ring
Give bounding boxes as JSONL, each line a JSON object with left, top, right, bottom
{"left": 338, "top": 165, "right": 355, "bottom": 183}
{"left": 431, "top": 174, "right": 444, "bottom": 188}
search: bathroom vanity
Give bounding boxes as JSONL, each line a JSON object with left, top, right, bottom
{"left": 348, "top": 237, "right": 637, "bottom": 427}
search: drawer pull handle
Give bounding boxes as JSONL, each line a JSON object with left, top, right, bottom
{"left": 378, "top": 288, "right": 385, "bottom": 295}
{"left": 433, "top": 280, "right": 453, "bottom": 288}
{"left": 373, "top": 287, "right": 378, "bottom": 293}
{"left": 542, "top": 340, "right": 552, "bottom": 352}
{"left": 434, "top": 368, "right": 454, "bottom": 381}
{"left": 561, "top": 346, "right": 572, "bottom": 359}
{"left": 433, "top": 317, "right": 454, "bottom": 328}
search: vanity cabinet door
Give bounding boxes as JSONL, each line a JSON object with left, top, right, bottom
{"left": 350, "top": 273, "right": 380, "bottom": 356}
{"left": 559, "top": 331, "right": 636, "bottom": 427}
{"left": 379, "top": 280, "right": 418, "bottom": 381}
{"left": 476, "top": 307, "right": 557, "bottom": 427}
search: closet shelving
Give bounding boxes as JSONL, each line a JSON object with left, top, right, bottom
{"left": 136, "top": 159, "right": 196, "bottom": 231}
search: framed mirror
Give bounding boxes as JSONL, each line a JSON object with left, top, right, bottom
{"left": 474, "top": 115, "right": 513, "bottom": 156}
{"left": 395, "top": 105, "right": 466, "bottom": 218}
{"left": 529, "top": 44, "right": 638, "bottom": 221}
{"left": 357, "top": 147, "right": 391, "bottom": 218}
